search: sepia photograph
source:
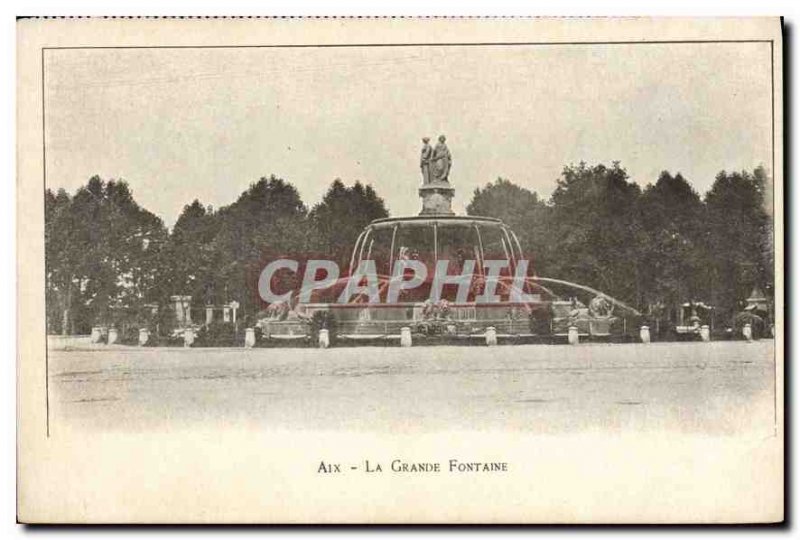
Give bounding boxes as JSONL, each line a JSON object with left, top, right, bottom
{"left": 16, "top": 16, "right": 784, "bottom": 524}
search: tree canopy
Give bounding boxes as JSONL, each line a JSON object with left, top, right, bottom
{"left": 308, "top": 178, "right": 389, "bottom": 268}
{"left": 467, "top": 177, "right": 550, "bottom": 272}
{"left": 638, "top": 171, "right": 707, "bottom": 309}
{"left": 546, "top": 162, "right": 645, "bottom": 306}
{"left": 45, "top": 176, "right": 167, "bottom": 334}
{"left": 465, "top": 163, "right": 773, "bottom": 319}
{"left": 704, "top": 166, "right": 773, "bottom": 315}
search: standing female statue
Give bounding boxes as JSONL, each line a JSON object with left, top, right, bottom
{"left": 431, "top": 135, "right": 452, "bottom": 183}
{"left": 420, "top": 137, "right": 432, "bottom": 184}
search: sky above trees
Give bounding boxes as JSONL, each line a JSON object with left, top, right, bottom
{"left": 43, "top": 42, "right": 773, "bottom": 226}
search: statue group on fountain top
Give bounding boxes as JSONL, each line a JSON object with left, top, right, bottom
{"left": 420, "top": 135, "right": 451, "bottom": 184}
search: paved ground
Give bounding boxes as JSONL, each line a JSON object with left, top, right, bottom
{"left": 48, "top": 341, "right": 776, "bottom": 436}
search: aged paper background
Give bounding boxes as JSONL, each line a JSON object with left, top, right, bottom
{"left": 17, "top": 17, "right": 784, "bottom": 523}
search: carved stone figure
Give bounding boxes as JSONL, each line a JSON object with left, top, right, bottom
{"left": 431, "top": 135, "right": 452, "bottom": 182}
{"left": 417, "top": 134, "right": 455, "bottom": 215}
{"left": 589, "top": 295, "right": 614, "bottom": 319}
{"left": 420, "top": 137, "right": 432, "bottom": 184}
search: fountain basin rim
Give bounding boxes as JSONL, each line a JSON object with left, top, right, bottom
{"left": 367, "top": 215, "right": 503, "bottom": 228}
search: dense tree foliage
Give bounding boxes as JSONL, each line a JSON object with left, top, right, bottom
{"left": 154, "top": 199, "right": 219, "bottom": 307}
{"left": 45, "top": 176, "right": 167, "bottom": 334}
{"left": 467, "top": 163, "right": 774, "bottom": 322}
{"left": 638, "top": 171, "right": 707, "bottom": 310}
{"left": 704, "top": 166, "right": 773, "bottom": 316}
{"left": 546, "top": 162, "right": 645, "bottom": 306}
{"left": 466, "top": 178, "right": 550, "bottom": 273}
{"left": 308, "top": 179, "right": 389, "bottom": 269}
{"left": 211, "top": 176, "right": 309, "bottom": 317}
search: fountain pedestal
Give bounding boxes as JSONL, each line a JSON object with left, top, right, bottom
{"left": 419, "top": 181, "right": 455, "bottom": 215}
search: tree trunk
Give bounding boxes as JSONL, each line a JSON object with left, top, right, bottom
{"left": 61, "top": 280, "right": 73, "bottom": 336}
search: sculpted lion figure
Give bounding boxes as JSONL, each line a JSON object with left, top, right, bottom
{"left": 588, "top": 295, "right": 614, "bottom": 318}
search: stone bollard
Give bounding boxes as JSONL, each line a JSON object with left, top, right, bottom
{"left": 771, "top": 324, "right": 775, "bottom": 338}
{"left": 183, "top": 327, "right": 195, "bottom": 347}
{"left": 90, "top": 327, "right": 102, "bottom": 344}
{"left": 485, "top": 326, "right": 497, "bottom": 346}
{"left": 400, "top": 327, "right": 412, "bottom": 347}
{"left": 699, "top": 325, "right": 710, "bottom": 342}
{"left": 244, "top": 328, "right": 256, "bottom": 349}
{"left": 640, "top": 325, "right": 650, "bottom": 344}
{"left": 138, "top": 328, "right": 149, "bottom": 346}
{"left": 743, "top": 323, "right": 753, "bottom": 342}
{"left": 567, "top": 325, "right": 579, "bottom": 345}
{"left": 318, "top": 329, "right": 330, "bottom": 349}
{"left": 107, "top": 327, "right": 119, "bottom": 345}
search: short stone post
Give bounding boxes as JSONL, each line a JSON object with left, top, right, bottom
{"left": 244, "top": 328, "right": 256, "bottom": 348}
{"left": 184, "top": 327, "right": 195, "bottom": 347}
{"left": 206, "top": 306, "right": 214, "bottom": 325}
{"left": 223, "top": 306, "right": 231, "bottom": 323}
{"left": 107, "top": 327, "right": 119, "bottom": 345}
{"left": 400, "top": 326, "right": 412, "bottom": 347}
{"left": 743, "top": 323, "right": 753, "bottom": 342}
{"left": 567, "top": 325, "right": 579, "bottom": 345}
{"left": 138, "top": 328, "right": 150, "bottom": 346}
{"left": 485, "top": 326, "right": 497, "bottom": 346}
{"left": 640, "top": 325, "right": 650, "bottom": 344}
{"left": 318, "top": 329, "right": 330, "bottom": 349}
{"left": 699, "top": 325, "right": 710, "bottom": 342}
{"left": 90, "top": 327, "right": 102, "bottom": 344}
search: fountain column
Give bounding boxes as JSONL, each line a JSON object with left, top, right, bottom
{"left": 419, "top": 180, "right": 455, "bottom": 216}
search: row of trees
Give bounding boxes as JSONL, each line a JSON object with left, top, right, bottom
{"left": 45, "top": 176, "right": 388, "bottom": 334}
{"left": 45, "top": 163, "right": 773, "bottom": 335}
{"left": 467, "top": 163, "right": 773, "bottom": 319}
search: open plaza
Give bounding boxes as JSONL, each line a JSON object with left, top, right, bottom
{"left": 48, "top": 340, "right": 776, "bottom": 436}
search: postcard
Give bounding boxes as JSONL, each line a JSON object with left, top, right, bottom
{"left": 17, "top": 16, "right": 783, "bottom": 523}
